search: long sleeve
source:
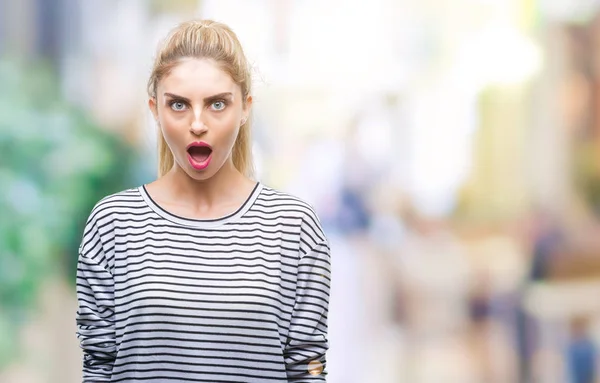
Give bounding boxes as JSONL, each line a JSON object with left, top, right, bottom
{"left": 285, "top": 240, "right": 331, "bottom": 382}
{"left": 75, "top": 217, "right": 116, "bottom": 382}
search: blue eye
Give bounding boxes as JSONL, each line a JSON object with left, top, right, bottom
{"left": 170, "top": 101, "right": 187, "bottom": 111}
{"left": 211, "top": 101, "right": 226, "bottom": 111}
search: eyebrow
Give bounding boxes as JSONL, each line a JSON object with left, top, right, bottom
{"left": 163, "top": 92, "right": 234, "bottom": 103}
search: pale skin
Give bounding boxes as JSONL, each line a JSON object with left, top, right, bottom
{"left": 146, "top": 58, "right": 255, "bottom": 220}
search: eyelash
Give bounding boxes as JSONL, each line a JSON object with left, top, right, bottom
{"left": 210, "top": 99, "right": 229, "bottom": 111}
{"left": 168, "top": 99, "right": 229, "bottom": 112}
{"left": 169, "top": 100, "right": 188, "bottom": 111}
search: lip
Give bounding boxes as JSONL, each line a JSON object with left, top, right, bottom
{"left": 186, "top": 141, "right": 212, "bottom": 170}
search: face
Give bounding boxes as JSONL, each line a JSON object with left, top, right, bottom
{"left": 149, "top": 58, "right": 251, "bottom": 180}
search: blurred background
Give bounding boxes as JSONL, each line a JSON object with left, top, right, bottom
{"left": 3, "top": 0, "right": 600, "bottom": 382}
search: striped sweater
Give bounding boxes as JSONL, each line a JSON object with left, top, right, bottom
{"left": 75, "top": 182, "right": 330, "bottom": 382}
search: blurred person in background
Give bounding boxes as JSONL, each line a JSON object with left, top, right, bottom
{"left": 516, "top": 209, "right": 565, "bottom": 382}
{"left": 75, "top": 19, "right": 331, "bottom": 382}
{"left": 567, "top": 316, "right": 597, "bottom": 383}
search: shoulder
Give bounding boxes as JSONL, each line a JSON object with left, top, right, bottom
{"left": 257, "top": 184, "right": 316, "bottom": 212}
{"left": 85, "top": 186, "right": 145, "bottom": 225}
{"left": 81, "top": 186, "right": 144, "bottom": 244}
{"left": 258, "top": 183, "right": 328, "bottom": 248}
{"left": 258, "top": 184, "right": 321, "bottom": 224}
{"left": 79, "top": 186, "right": 144, "bottom": 270}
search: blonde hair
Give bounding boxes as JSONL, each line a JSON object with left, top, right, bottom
{"left": 148, "top": 19, "right": 254, "bottom": 178}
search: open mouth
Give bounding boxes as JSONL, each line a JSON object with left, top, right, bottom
{"left": 187, "top": 145, "right": 212, "bottom": 163}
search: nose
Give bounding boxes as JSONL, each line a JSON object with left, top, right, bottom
{"left": 190, "top": 110, "right": 208, "bottom": 136}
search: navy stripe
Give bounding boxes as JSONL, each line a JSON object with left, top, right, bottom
{"left": 76, "top": 184, "right": 330, "bottom": 382}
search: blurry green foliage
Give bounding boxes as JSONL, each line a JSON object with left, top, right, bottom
{"left": 0, "top": 58, "right": 139, "bottom": 367}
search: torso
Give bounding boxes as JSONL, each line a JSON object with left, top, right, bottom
{"left": 79, "top": 182, "right": 328, "bottom": 382}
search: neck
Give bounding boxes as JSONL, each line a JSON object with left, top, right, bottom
{"left": 163, "top": 158, "right": 254, "bottom": 211}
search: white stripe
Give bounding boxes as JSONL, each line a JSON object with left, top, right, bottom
{"left": 76, "top": 184, "right": 330, "bottom": 382}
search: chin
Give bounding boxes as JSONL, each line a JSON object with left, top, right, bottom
{"left": 182, "top": 161, "right": 224, "bottom": 181}
{"left": 185, "top": 168, "right": 216, "bottom": 181}
{"left": 174, "top": 154, "right": 230, "bottom": 181}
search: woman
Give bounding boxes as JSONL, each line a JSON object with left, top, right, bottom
{"left": 76, "top": 19, "right": 330, "bottom": 382}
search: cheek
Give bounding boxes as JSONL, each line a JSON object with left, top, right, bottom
{"left": 221, "top": 120, "right": 241, "bottom": 149}
{"left": 160, "top": 110, "right": 185, "bottom": 128}
{"left": 158, "top": 115, "right": 185, "bottom": 153}
{"left": 208, "top": 112, "right": 240, "bottom": 141}
{"left": 159, "top": 111, "right": 185, "bottom": 135}
{"left": 158, "top": 110, "right": 242, "bottom": 155}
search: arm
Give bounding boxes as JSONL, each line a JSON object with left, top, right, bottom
{"left": 285, "top": 241, "right": 331, "bottom": 382}
{"left": 75, "top": 219, "right": 116, "bottom": 381}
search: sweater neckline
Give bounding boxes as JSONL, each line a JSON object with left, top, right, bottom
{"left": 138, "top": 182, "right": 262, "bottom": 229}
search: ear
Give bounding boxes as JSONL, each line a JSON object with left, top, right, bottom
{"left": 148, "top": 97, "right": 159, "bottom": 123}
{"left": 243, "top": 95, "right": 253, "bottom": 118}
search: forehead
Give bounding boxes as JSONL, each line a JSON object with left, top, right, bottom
{"left": 158, "top": 58, "right": 239, "bottom": 96}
